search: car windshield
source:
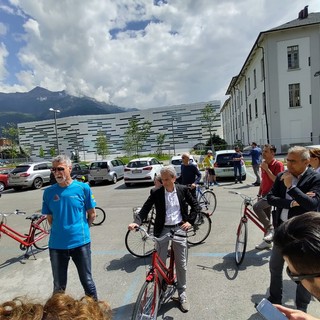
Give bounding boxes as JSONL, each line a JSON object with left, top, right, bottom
{"left": 171, "top": 159, "right": 182, "bottom": 165}
{"left": 127, "top": 161, "right": 149, "bottom": 168}
{"left": 216, "top": 154, "right": 234, "bottom": 167}
{"left": 90, "top": 162, "right": 109, "bottom": 169}
{"left": 11, "top": 165, "right": 30, "bottom": 173}
{"left": 0, "top": 169, "right": 10, "bottom": 174}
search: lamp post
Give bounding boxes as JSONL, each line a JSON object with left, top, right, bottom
{"left": 171, "top": 118, "right": 176, "bottom": 156}
{"left": 49, "top": 107, "right": 60, "bottom": 155}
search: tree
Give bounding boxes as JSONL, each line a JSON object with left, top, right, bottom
{"left": 205, "top": 134, "right": 228, "bottom": 152}
{"left": 95, "top": 131, "right": 109, "bottom": 159}
{"left": 201, "top": 103, "right": 218, "bottom": 152}
{"left": 39, "top": 146, "right": 45, "bottom": 158}
{"left": 123, "top": 118, "right": 152, "bottom": 156}
{"left": 50, "top": 147, "right": 56, "bottom": 157}
{"left": 156, "top": 133, "right": 166, "bottom": 156}
{"left": 1, "top": 123, "right": 20, "bottom": 160}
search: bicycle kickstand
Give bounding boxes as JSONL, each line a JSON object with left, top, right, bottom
{"left": 24, "top": 246, "right": 37, "bottom": 260}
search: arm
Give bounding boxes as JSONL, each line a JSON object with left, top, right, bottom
{"left": 267, "top": 174, "right": 292, "bottom": 209}
{"left": 194, "top": 166, "right": 202, "bottom": 184}
{"left": 275, "top": 304, "right": 319, "bottom": 320}
{"left": 46, "top": 214, "right": 53, "bottom": 225}
{"left": 184, "top": 187, "right": 200, "bottom": 227}
{"left": 87, "top": 208, "right": 96, "bottom": 226}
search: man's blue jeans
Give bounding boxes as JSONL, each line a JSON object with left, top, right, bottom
{"left": 49, "top": 242, "right": 97, "bottom": 300}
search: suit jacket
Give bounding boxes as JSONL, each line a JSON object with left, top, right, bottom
{"left": 267, "top": 167, "right": 320, "bottom": 226}
{"left": 135, "top": 184, "right": 200, "bottom": 237}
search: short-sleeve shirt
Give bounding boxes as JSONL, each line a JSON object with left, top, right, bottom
{"left": 42, "top": 180, "right": 96, "bottom": 249}
{"left": 232, "top": 152, "right": 243, "bottom": 165}
{"left": 260, "top": 159, "right": 284, "bottom": 196}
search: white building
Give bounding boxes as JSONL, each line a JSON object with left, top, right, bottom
{"left": 221, "top": 7, "right": 320, "bottom": 152}
{"left": 18, "top": 100, "right": 221, "bottom": 161}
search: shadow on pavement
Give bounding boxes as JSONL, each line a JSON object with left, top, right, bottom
{"left": 104, "top": 253, "right": 151, "bottom": 273}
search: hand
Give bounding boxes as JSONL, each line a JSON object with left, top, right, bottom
{"left": 190, "top": 183, "right": 196, "bottom": 189}
{"left": 274, "top": 304, "right": 319, "bottom": 320}
{"left": 281, "top": 171, "right": 293, "bottom": 188}
{"left": 260, "top": 160, "right": 268, "bottom": 171}
{"left": 306, "top": 192, "right": 316, "bottom": 198}
{"left": 128, "top": 223, "right": 139, "bottom": 230}
{"left": 181, "top": 221, "right": 191, "bottom": 231}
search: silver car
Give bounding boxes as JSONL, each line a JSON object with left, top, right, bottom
{"left": 89, "top": 159, "right": 125, "bottom": 185}
{"left": 8, "top": 161, "right": 52, "bottom": 191}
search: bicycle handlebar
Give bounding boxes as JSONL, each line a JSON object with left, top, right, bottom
{"left": 229, "top": 191, "right": 256, "bottom": 201}
{"left": 134, "top": 226, "right": 187, "bottom": 243}
{"left": 0, "top": 209, "right": 26, "bottom": 217}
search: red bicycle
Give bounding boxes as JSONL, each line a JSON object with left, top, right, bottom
{"left": 131, "top": 227, "right": 185, "bottom": 320}
{"left": 0, "top": 209, "right": 50, "bottom": 259}
{"left": 229, "top": 191, "right": 266, "bottom": 266}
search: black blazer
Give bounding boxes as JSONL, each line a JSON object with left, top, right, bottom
{"left": 267, "top": 167, "right": 320, "bottom": 226}
{"left": 135, "top": 184, "right": 200, "bottom": 237}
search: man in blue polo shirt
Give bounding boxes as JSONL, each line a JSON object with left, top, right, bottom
{"left": 250, "top": 142, "right": 262, "bottom": 186}
{"left": 42, "top": 154, "right": 98, "bottom": 300}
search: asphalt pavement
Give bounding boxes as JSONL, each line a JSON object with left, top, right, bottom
{"left": 0, "top": 168, "right": 320, "bottom": 320}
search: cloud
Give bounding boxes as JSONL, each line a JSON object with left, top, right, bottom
{"left": 0, "top": 0, "right": 319, "bottom": 109}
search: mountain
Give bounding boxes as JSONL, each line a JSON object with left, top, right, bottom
{"left": 0, "top": 86, "right": 138, "bottom": 130}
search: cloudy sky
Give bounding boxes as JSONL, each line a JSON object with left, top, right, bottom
{"left": 0, "top": 0, "right": 319, "bottom": 110}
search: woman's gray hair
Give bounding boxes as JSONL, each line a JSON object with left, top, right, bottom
{"left": 160, "top": 165, "right": 177, "bottom": 178}
{"left": 288, "top": 146, "right": 310, "bottom": 160}
{"left": 52, "top": 154, "right": 72, "bottom": 167}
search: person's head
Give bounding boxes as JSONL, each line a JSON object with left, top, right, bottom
{"left": 0, "top": 293, "right": 112, "bottom": 320}
{"left": 286, "top": 146, "right": 310, "bottom": 177}
{"left": 262, "top": 144, "right": 276, "bottom": 162}
{"left": 207, "top": 150, "right": 213, "bottom": 156}
{"left": 234, "top": 146, "right": 240, "bottom": 152}
{"left": 76, "top": 175, "right": 85, "bottom": 182}
{"left": 153, "top": 175, "right": 162, "bottom": 188}
{"left": 181, "top": 152, "right": 190, "bottom": 165}
{"left": 160, "top": 165, "right": 176, "bottom": 192}
{"left": 51, "top": 155, "right": 72, "bottom": 186}
{"left": 251, "top": 142, "right": 257, "bottom": 148}
{"left": 309, "top": 148, "right": 320, "bottom": 170}
{"left": 274, "top": 212, "right": 320, "bottom": 300}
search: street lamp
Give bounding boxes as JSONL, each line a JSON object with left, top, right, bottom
{"left": 49, "top": 107, "right": 60, "bottom": 154}
{"left": 171, "top": 118, "right": 176, "bottom": 156}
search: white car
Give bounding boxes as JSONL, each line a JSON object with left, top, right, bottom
{"left": 214, "top": 150, "right": 247, "bottom": 180}
{"left": 124, "top": 157, "right": 163, "bottom": 187}
{"left": 170, "top": 155, "right": 197, "bottom": 177}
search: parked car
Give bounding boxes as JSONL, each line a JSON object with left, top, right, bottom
{"left": 0, "top": 167, "right": 11, "bottom": 192}
{"left": 124, "top": 157, "right": 163, "bottom": 187}
{"left": 50, "top": 163, "right": 90, "bottom": 184}
{"left": 170, "top": 155, "right": 197, "bottom": 176}
{"left": 89, "top": 159, "right": 125, "bottom": 185}
{"left": 8, "top": 162, "right": 52, "bottom": 191}
{"left": 213, "top": 150, "right": 247, "bottom": 180}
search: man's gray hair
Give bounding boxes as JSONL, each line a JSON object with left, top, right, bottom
{"left": 288, "top": 146, "right": 310, "bottom": 160}
{"left": 181, "top": 152, "right": 190, "bottom": 159}
{"left": 52, "top": 154, "right": 72, "bottom": 167}
{"left": 160, "top": 165, "right": 177, "bottom": 178}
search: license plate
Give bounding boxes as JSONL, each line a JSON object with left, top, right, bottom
{"left": 222, "top": 169, "right": 233, "bottom": 172}
{"left": 94, "top": 177, "right": 103, "bottom": 180}
{"left": 133, "top": 170, "right": 142, "bottom": 174}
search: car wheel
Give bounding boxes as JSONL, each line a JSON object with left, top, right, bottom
{"left": 33, "top": 177, "right": 43, "bottom": 189}
{"left": 89, "top": 181, "right": 96, "bottom": 186}
{"left": 0, "top": 182, "right": 5, "bottom": 192}
{"left": 112, "top": 174, "right": 117, "bottom": 184}
{"left": 125, "top": 183, "right": 131, "bottom": 187}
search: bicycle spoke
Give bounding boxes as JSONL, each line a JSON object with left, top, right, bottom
{"left": 199, "top": 190, "right": 217, "bottom": 215}
{"left": 187, "top": 212, "right": 211, "bottom": 245}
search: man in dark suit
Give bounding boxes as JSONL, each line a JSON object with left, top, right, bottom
{"left": 267, "top": 146, "right": 320, "bottom": 312}
{"left": 128, "top": 165, "right": 200, "bottom": 313}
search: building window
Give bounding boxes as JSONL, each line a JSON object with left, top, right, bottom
{"left": 262, "top": 92, "right": 266, "bottom": 115}
{"left": 249, "top": 104, "right": 252, "bottom": 121}
{"left": 255, "top": 99, "right": 258, "bottom": 118}
{"left": 240, "top": 91, "right": 243, "bottom": 105}
{"left": 289, "top": 83, "right": 300, "bottom": 107}
{"left": 253, "top": 69, "right": 257, "bottom": 89}
{"left": 241, "top": 112, "right": 244, "bottom": 126}
{"left": 287, "top": 45, "right": 299, "bottom": 69}
{"left": 260, "top": 58, "right": 265, "bottom": 80}
{"left": 248, "top": 77, "right": 251, "bottom": 95}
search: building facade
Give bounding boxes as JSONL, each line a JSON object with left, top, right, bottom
{"left": 221, "top": 7, "right": 320, "bottom": 152}
{"left": 18, "top": 101, "right": 221, "bottom": 161}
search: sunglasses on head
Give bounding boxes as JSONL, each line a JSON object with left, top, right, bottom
{"left": 51, "top": 167, "right": 65, "bottom": 172}
{"left": 286, "top": 266, "right": 320, "bottom": 284}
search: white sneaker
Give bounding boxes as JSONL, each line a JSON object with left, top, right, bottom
{"left": 255, "top": 240, "right": 272, "bottom": 250}
{"left": 263, "top": 228, "right": 275, "bottom": 242}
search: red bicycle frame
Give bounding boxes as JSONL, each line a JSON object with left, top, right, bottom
{"left": 240, "top": 199, "right": 266, "bottom": 234}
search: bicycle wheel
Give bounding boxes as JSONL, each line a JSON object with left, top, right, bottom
{"left": 92, "top": 207, "right": 106, "bottom": 226}
{"left": 235, "top": 218, "right": 248, "bottom": 266}
{"left": 125, "top": 223, "right": 154, "bottom": 257}
{"left": 187, "top": 212, "right": 212, "bottom": 245}
{"left": 132, "top": 279, "right": 160, "bottom": 320}
{"left": 33, "top": 217, "right": 50, "bottom": 250}
{"left": 199, "top": 190, "right": 217, "bottom": 215}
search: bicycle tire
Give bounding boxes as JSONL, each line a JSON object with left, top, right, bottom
{"left": 199, "top": 190, "right": 217, "bottom": 215}
{"left": 33, "top": 217, "right": 50, "bottom": 250}
{"left": 125, "top": 222, "right": 154, "bottom": 258}
{"left": 132, "top": 279, "right": 160, "bottom": 320}
{"left": 187, "top": 212, "right": 212, "bottom": 245}
{"left": 92, "top": 207, "right": 106, "bottom": 226}
{"left": 235, "top": 219, "right": 248, "bottom": 266}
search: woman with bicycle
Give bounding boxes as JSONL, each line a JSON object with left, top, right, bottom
{"left": 128, "top": 165, "right": 200, "bottom": 313}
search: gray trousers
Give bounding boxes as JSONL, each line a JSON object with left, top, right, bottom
{"left": 269, "top": 244, "right": 311, "bottom": 311}
{"left": 156, "top": 226, "right": 188, "bottom": 298}
{"left": 252, "top": 164, "right": 261, "bottom": 183}
{"left": 253, "top": 198, "right": 272, "bottom": 231}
